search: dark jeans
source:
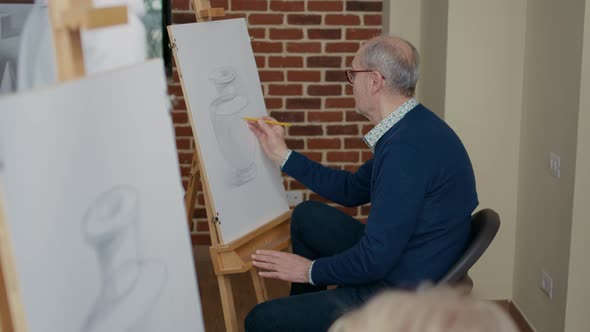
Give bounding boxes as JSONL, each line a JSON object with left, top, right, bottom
{"left": 245, "top": 201, "right": 387, "bottom": 332}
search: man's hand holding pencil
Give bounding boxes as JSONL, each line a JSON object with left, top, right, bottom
{"left": 243, "top": 117, "right": 291, "bottom": 127}
{"left": 246, "top": 116, "right": 290, "bottom": 166}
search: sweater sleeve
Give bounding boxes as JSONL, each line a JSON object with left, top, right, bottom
{"left": 282, "top": 150, "right": 372, "bottom": 207}
{"left": 310, "top": 143, "right": 428, "bottom": 285}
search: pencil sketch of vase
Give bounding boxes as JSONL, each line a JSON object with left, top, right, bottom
{"left": 82, "top": 185, "right": 167, "bottom": 332}
{"left": 209, "top": 66, "right": 257, "bottom": 187}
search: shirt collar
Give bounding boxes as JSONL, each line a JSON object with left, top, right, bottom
{"left": 363, "top": 98, "right": 418, "bottom": 150}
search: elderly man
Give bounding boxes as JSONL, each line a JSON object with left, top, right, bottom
{"left": 245, "top": 35, "right": 478, "bottom": 332}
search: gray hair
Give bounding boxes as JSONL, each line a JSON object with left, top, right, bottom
{"left": 329, "top": 287, "right": 519, "bottom": 332}
{"left": 358, "top": 36, "right": 420, "bottom": 97}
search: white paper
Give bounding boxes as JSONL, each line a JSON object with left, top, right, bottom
{"left": 0, "top": 60, "right": 204, "bottom": 332}
{"left": 169, "top": 18, "right": 290, "bottom": 244}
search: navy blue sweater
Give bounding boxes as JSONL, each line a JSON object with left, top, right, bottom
{"left": 282, "top": 104, "right": 478, "bottom": 287}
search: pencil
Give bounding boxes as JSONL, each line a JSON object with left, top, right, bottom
{"left": 243, "top": 117, "right": 292, "bottom": 127}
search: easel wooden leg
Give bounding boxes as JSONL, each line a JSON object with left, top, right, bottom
{"left": 0, "top": 263, "right": 14, "bottom": 332}
{"left": 249, "top": 268, "right": 268, "bottom": 304}
{"left": 217, "top": 275, "right": 238, "bottom": 332}
{"left": 184, "top": 148, "right": 200, "bottom": 227}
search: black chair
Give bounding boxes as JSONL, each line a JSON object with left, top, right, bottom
{"left": 438, "top": 209, "right": 501, "bottom": 291}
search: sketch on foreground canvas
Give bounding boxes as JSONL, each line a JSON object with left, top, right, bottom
{"left": 0, "top": 60, "right": 204, "bottom": 332}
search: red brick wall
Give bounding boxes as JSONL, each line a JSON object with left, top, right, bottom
{"left": 169, "top": 0, "right": 383, "bottom": 244}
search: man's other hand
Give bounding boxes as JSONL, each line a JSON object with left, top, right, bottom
{"left": 252, "top": 249, "right": 312, "bottom": 283}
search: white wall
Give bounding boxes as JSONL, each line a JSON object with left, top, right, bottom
{"left": 416, "top": 0, "right": 448, "bottom": 118}
{"left": 383, "top": 0, "right": 421, "bottom": 48}
{"left": 444, "top": 0, "right": 527, "bottom": 300}
{"left": 565, "top": 1, "right": 590, "bottom": 331}
{"left": 512, "top": 0, "right": 586, "bottom": 330}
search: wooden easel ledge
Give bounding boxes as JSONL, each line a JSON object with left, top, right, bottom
{"left": 49, "top": 0, "right": 128, "bottom": 82}
{"left": 190, "top": 0, "right": 225, "bottom": 21}
{"left": 62, "top": 6, "right": 128, "bottom": 30}
{"left": 198, "top": 8, "right": 225, "bottom": 20}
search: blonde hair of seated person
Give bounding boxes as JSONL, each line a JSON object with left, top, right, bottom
{"left": 329, "top": 287, "right": 518, "bottom": 332}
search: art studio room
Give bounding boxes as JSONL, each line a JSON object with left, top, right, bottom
{"left": 0, "top": 0, "right": 589, "bottom": 332}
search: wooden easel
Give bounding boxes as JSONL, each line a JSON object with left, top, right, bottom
{"left": 0, "top": 193, "right": 25, "bottom": 332}
{"left": 170, "top": 1, "right": 292, "bottom": 331}
{"left": 0, "top": 1, "right": 127, "bottom": 330}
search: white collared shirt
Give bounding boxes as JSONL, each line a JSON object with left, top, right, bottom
{"left": 362, "top": 98, "right": 418, "bottom": 151}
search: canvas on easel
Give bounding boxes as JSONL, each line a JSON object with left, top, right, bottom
{"left": 0, "top": 60, "right": 205, "bottom": 332}
{"left": 168, "top": 5, "right": 293, "bottom": 330}
{"left": 0, "top": 1, "right": 204, "bottom": 331}
{"left": 169, "top": 18, "right": 290, "bottom": 244}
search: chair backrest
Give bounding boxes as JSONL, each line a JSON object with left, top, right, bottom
{"left": 438, "top": 209, "right": 500, "bottom": 284}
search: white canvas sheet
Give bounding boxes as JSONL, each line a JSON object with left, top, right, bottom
{"left": 0, "top": 60, "right": 204, "bottom": 332}
{"left": 169, "top": 18, "right": 289, "bottom": 244}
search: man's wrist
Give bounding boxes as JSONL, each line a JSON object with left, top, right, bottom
{"left": 307, "top": 260, "right": 315, "bottom": 285}
{"left": 279, "top": 149, "right": 292, "bottom": 169}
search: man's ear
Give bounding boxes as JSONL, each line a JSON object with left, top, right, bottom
{"left": 370, "top": 71, "right": 384, "bottom": 94}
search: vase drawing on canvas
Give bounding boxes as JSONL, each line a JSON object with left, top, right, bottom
{"left": 82, "top": 185, "right": 167, "bottom": 332}
{"left": 208, "top": 66, "right": 257, "bottom": 187}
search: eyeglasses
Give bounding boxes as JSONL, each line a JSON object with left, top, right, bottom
{"left": 344, "top": 69, "right": 385, "bottom": 84}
